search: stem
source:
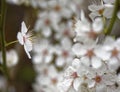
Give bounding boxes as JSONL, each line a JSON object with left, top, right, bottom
{"left": 105, "top": 0, "right": 119, "bottom": 35}
{"left": 5, "top": 40, "right": 18, "bottom": 47}
{"left": 0, "top": 0, "right": 9, "bottom": 79}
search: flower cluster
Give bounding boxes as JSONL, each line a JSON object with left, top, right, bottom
{"left": 31, "top": 0, "right": 83, "bottom": 91}
{"left": 3, "top": 0, "right": 120, "bottom": 92}
{"left": 88, "top": 0, "right": 120, "bottom": 20}
{"left": 58, "top": 10, "right": 120, "bottom": 92}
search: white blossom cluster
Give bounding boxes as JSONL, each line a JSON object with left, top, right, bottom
{"left": 4, "top": 0, "right": 120, "bottom": 92}
{"left": 31, "top": 0, "right": 83, "bottom": 92}
{"left": 88, "top": 0, "right": 120, "bottom": 20}
{"left": 58, "top": 10, "right": 120, "bottom": 92}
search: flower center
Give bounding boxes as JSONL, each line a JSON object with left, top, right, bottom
{"left": 71, "top": 72, "right": 78, "bottom": 79}
{"left": 54, "top": 5, "right": 61, "bottom": 12}
{"left": 95, "top": 75, "right": 102, "bottom": 83}
{"left": 62, "top": 51, "right": 69, "bottom": 58}
{"left": 43, "top": 49, "right": 48, "bottom": 56}
{"left": 63, "top": 29, "right": 70, "bottom": 36}
{"left": 88, "top": 31, "right": 97, "bottom": 39}
{"left": 86, "top": 49, "right": 94, "bottom": 59}
{"left": 111, "top": 48, "right": 119, "bottom": 57}
{"left": 44, "top": 19, "right": 50, "bottom": 25}
{"left": 51, "top": 78, "right": 57, "bottom": 84}
{"left": 23, "top": 36, "right": 26, "bottom": 43}
{"left": 98, "top": 9, "right": 104, "bottom": 15}
{"left": 43, "top": 68, "right": 48, "bottom": 75}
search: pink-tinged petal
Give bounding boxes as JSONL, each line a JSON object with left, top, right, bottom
{"left": 24, "top": 45, "right": 31, "bottom": 59}
{"left": 21, "top": 21, "right": 27, "bottom": 34}
{"left": 17, "top": 32, "right": 24, "bottom": 45}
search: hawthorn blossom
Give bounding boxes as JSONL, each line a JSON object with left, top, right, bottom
{"left": 74, "top": 10, "right": 103, "bottom": 43}
{"left": 33, "top": 64, "right": 62, "bottom": 92}
{"left": 34, "top": 11, "right": 59, "bottom": 37}
{"left": 32, "top": 39, "right": 54, "bottom": 64}
{"left": 55, "top": 37, "right": 75, "bottom": 67}
{"left": 55, "top": 21, "right": 75, "bottom": 40}
{"left": 101, "top": 37, "right": 120, "bottom": 71}
{"left": 58, "top": 58, "right": 88, "bottom": 92}
{"left": 88, "top": 2, "right": 114, "bottom": 20}
{"left": 17, "top": 21, "right": 32, "bottom": 59}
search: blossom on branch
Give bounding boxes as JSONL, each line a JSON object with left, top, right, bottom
{"left": 17, "top": 21, "right": 32, "bottom": 59}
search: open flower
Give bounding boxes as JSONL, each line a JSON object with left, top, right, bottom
{"left": 17, "top": 21, "right": 32, "bottom": 59}
{"left": 88, "top": 3, "right": 114, "bottom": 20}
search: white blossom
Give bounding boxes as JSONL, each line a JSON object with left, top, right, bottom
{"left": 17, "top": 21, "right": 32, "bottom": 59}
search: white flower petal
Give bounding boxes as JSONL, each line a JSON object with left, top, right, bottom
{"left": 92, "top": 18, "right": 103, "bottom": 33}
{"left": 80, "top": 57, "right": 90, "bottom": 67}
{"left": 103, "top": 0, "right": 115, "bottom": 4}
{"left": 94, "top": 48, "right": 111, "bottom": 60}
{"left": 32, "top": 55, "right": 43, "bottom": 64}
{"left": 103, "top": 5, "right": 113, "bottom": 18}
{"left": 42, "top": 27, "right": 52, "bottom": 37}
{"left": 96, "top": 85, "right": 106, "bottom": 92}
{"left": 45, "top": 54, "right": 53, "bottom": 63}
{"left": 72, "top": 43, "right": 86, "bottom": 57}
{"left": 56, "top": 57, "right": 65, "bottom": 67}
{"left": 25, "top": 39, "right": 32, "bottom": 52}
{"left": 24, "top": 45, "right": 31, "bottom": 59}
{"left": 88, "top": 80, "right": 95, "bottom": 88}
{"left": 58, "top": 78, "right": 73, "bottom": 92}
{"left": 6, "top": 50, "right": 18, "bottom": 67}
{"left": 73, "top": 78, "right": 81, "bottom": 91}
{"left": 91, "top": 57, "right": 102, "bottom": 69}
{"left": 17, "top": 32, "right": 24, "bottom": 45}
{"left": 21, "top": 21, "right": 27, "bottom": 34}
{"left": 72, "top": 58, "right": 80, "bottom": 69}
{"left": 89, "top": 12, "right": 100, "bottom": 21}
{"left": 88, "top": 5, "right": 104, "bottom": 11}
{"left": 108, "top": 57, "right": 120, "bottom": 71}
